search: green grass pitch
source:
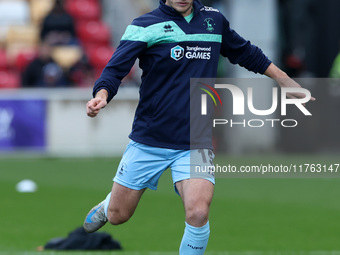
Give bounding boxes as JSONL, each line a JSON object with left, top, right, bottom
{"left": 0, "top": 155, "right": 340, "bottom": 255}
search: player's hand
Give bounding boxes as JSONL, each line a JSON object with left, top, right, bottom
{"left": 276, "top": 77, "right": 316, "bottom": 101}
{"left": 264, "top": 63, "right": 316, "bottom": 102}
{"left": 86, "top": 89, "right": 108, "bottom": 117}
{"left": 86, "top": 98, "right": 107, "bottom": 117}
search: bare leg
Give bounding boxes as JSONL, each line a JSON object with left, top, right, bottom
{"left": 106, "top": 182, "right": 146, "bottom": 225}
{"left": 176, "top": 179, "right": 214, "bottom": 227}
{"left": 176, "top": 179, "right": 214, "bottom": 254}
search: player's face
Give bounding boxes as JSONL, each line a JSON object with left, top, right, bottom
{"left": 165, "top": 0, "right": 194, "bottom": 17}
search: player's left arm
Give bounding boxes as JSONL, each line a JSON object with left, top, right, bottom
{"left": 264, "top": 62, "right": 316, "bottom": 101}
{"left": 219, "top": 14, "right": 315, "bottom": 102}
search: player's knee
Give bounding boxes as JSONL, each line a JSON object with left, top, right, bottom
{"left": 107, "top": 208, "right": 131, "bottom": 225}
{"left": 185, "top": 204, "right": 210, "bottom": 226}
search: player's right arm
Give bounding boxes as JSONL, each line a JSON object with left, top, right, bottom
{"left": 92, "top": 19, "right": 147, "bottom": 104}
{"left": 86, "top": 89, "right": 108, "bottom": 118}
{"left": 87, "top": 19, "right": 147, "bottom": 117}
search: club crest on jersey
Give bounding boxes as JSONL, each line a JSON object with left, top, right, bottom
{"left": 203, "top": 18, "right": 215, "bottom": 32}
{"left": 171, "top": 45, "right": 184, "bottom": 61}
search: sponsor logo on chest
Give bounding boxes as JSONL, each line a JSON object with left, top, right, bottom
{"left": 170, "top": 45, "right": 211, "bottom": 61}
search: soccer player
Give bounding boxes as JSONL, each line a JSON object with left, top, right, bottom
{"left": 84, "top": 0, "right": 315, "bottom": 254}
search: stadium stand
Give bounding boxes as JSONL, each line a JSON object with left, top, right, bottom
{"left": 51, "top": 46, "right": 82, "bottom": 69}
{"left": 86, "top": 46, "right": 115, "bottom": 78}
{"left": 6, "top": 25, "right": 39, "bottom": 48}
{"left": 64, "top": 0, "right": 101, "bottom": 22}
{"left": 30, "top": 0, "right": 55, "bottom": 25}
{"left": 11, "top": 47, "right": 37, "bottom": 73}
{"left": 76, "top": 21, "right": 111, "bottom": 49}
{"left": 0, "top": 0, "right": 118, "bottom": 88}
{"left": 0, "top": 70, "right": 20, "bottom": 89}
{"left": 0, "top": 49, "right": 8, "bottom": 71}
{"left": 0, "top": 0, "right": 31, "bottom": 43}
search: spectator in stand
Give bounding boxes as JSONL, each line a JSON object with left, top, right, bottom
{"left": 22, "top": 42, "right": 68, "bottom": 88}
{"left": 40, "top": 0, "right": 78, "bottom": 46}
{"left": 68, "top": 55, "right": 96, "bottom": 87}
{"left": 38, "top": 62, "right": 67, "bottom": 87}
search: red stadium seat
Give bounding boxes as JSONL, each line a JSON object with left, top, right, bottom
{"left": 87, "top": 46, "right": 136, "bottom": 81}
{"left": 65, "top": 0, "right": 101, "bottom": 22}
{"left": 76, "top": 21, "right": 111, "bottom": 48}
{"left": 86, "top": 46, "right": 115, "bottom": 78}
{"left": 0, "top": 50, "right": 8, "bottom": 71}
{"left": 14, "top": 49, "right": 37, "bottom": 72}
{"left": 0, "top": 71, "right": 20, "bottom": 89}
{"left": 64, "top": 0, "right": 100, "bottom": 4}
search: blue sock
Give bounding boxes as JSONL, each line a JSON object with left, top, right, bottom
{"left": 179, "top": 221, "right": 210, "bottom": 255}
{"left": 103, "top": 192, "right": 111, "bottom": 218}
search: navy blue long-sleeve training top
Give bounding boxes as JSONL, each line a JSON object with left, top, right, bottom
{"left": 93, "top": 0, "right": 271, "bottom": 150}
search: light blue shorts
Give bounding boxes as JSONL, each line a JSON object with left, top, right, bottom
{"left": 113, "top": 140, "right": 215, "bottom": 193}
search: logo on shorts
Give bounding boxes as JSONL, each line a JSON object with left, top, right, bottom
{"left": 171, "top": 45, "right": 184, "bottom": 61}
{"left": 118, "top": 163, "right": 127, "bottom": 176}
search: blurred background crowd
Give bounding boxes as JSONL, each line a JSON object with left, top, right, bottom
{"left": 0, "top": 0, "right": 133, "bottom": 89}
{"left": 0, "top": 0, "right": 340, "bottom": 89}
